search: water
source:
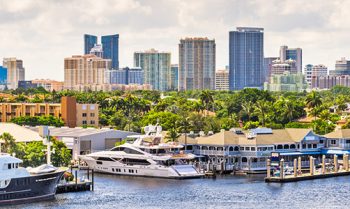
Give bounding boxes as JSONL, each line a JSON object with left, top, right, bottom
{"left": 7, "top": 173, "right": 350, "bottom": 209}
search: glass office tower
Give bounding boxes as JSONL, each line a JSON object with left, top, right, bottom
{"left": 84, "top": 34, "right": 97, "bottom": 55}
{"left": 102, "top": 34, "right": 119, "bottom": 69}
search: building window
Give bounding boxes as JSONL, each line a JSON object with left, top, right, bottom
{"left": 240, "top": 147, "right": 244, "bottom": 151}
{"left": 82, "top": 113, "right": 87, "bottom": 117}
{"left": 90, "top": 105, "right": 95, "bottom": 110}
{"left": 90, "top": 120, "right": 95, "bottom": 125}
{"left": 346, "top": 140, "right": 350, "bottom": 144}
{"left": 320, "top": 140, "right": 324, "bottom": 144}
{"left": 313, "top": 144, "right": 317, "bottom": 148}
{"left": 82, "top": 104, "right": 87, "bottom": 110}
{"left": 245, "top": 147, "right": 250, "bottom": 151}
{"left": 90, "top": 113, "right": 95, "bottom": 117}
{"left": 251, "top": 147, "right": 256, "bottom": 151}
{"left": 330, "top": 140, "right": 337, "bottom": 145}
{"left": 82, "top": 120, "right": 87, "bottom": 125}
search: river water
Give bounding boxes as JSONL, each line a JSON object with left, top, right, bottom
{"left": 7, "top": 173, "right": 350, "bottom": 209}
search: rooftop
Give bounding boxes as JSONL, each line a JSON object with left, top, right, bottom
{"left": 0, "top": 123, "right": 44, "bottom": 143}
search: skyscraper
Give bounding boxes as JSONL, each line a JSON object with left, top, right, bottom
{"left": 102, "top": 34, "right": 119, "bottom": 69}
{"left": 215, "top": 69, "right": 229, "bottom": 90}
{"left": 2, "top": 58, "right": 25, "bottom": 89}
{"left": 304, "top": 64, "right": 313, "bottom": 87}
{"left": 170, "top": 64, "right": 179, "bottom": 91}
{"left": 330, "top": 57, "right": 350, "bottom": 75}
{"left": 84, "top": 34, "right": 97, "bottom": 55}
{"left": 178, "top": 37, "right": 216, "bottom": 91}
{"left": 134, "top": 49, "right": 171, "bottom": 91}
{"left": 263, "top": 57, "right": 278, "bottom": 82}
{"left": 64, "top": 54, "right": 111, "bottom": 91}
{"left": 279, "top": 46, "right": 302, "bottom": 73}
{"left": 90, "top": 44, "right": 103, "bottom": 58}
{"left": 0, "top": 66, "right": 7, "bottom": 85}
{"left": 229, "top": 27, "right": 264, "bottom": 90}
{"left": 105, "top": 67, "right": 143, "bottom": 85}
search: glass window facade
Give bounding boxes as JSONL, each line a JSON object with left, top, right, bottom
{"left": 102, "top": 34, "right": 119, "bottom": 69}
{"left": 0, "top": 66, "right": 7, "bottom": 85}
{"left": 84, "top": 34, "right": 97, "bottom": 55}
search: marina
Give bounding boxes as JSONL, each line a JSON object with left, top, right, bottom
{"left": 9, "top": 173, "right": 350, "bottom": 209}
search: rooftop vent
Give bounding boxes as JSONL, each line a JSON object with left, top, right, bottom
{"left": 251, "top": 128, "right": 273, "bottom": 135}
{"left": 231, "top": 128, "right": 244, "bottom": 135}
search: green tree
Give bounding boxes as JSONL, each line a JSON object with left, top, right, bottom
{"left": 51, "top": 138, "right": 72, "bottom": 167}
{"left": 254, "top": 100, "right": 271, "bottom": 126}
{"left": 0, "top": 132, "right": 18, "bottom": 154}
{"left": 305, "top": 91, "right": 322, "bottom": 120}
{"left": 199, "top": 90, "right": 214, "bottom": 116}
{"left": 165, "top": 128, "right": 180, "bottom": 142}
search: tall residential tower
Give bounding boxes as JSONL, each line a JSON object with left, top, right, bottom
{"left": 229, "top": 27, "right": 264, "bottom": 90}
{"left": 2, "top": 58, "right": 25, "bottom": 89}
{"left": 178, "top": 37, "right": 216, "bottom": 91}
{"left": 134, "top": 49, "right": 171, "bottom": 91}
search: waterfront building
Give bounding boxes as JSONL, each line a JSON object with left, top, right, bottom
{"left": 3, "top": 58, "right": 25, "bottom": 89}
{"left": 90, "top": 44, "right": 103, "bottom": 58}
{"left": 311, "top": 75, "right": 350, "bottom": 90}
{"left": 170, "top": 64, "right": 179, "bottom": 91}
{"left": 0, "top": 97, "right": 99, "bottom": 128}
{"left": 64, "top": 54, "right": 111, "bottom": 91}
{"left": 264, "top": 71, "right": 307, "bottom": 92}
{"left": 134, "top": 49, "right": 171, "bottom": 91}
{"left": 18, "top": 80, "right": 37, "bottom": 89}
{"left": 32, "top": 79, "right": 64, "bottom": 92}
{"left": 178, "top": 37, "right": 216, "bottom": 91}
{"left": 270, "top": 59, "right": 297, "bottom": 75}
{"left": 215, "top": 69, "right": 229, "bottom": 90}
{"left": 304, "top": 64, "right": 313, "bottom": 87}
{"left": 263, "top": 57, "right": 278, "bottom": 82}
{"left": 105, "top": 67, "right": 143, "bottom": 85}
{"left": 279, "top": 45, "right": 302, "bottom": 73}
{"left": 102, "top": 34, "right": 119, "bottom": 69}
{"left": 229, "top": 27, "right": 264, "bottom": 90}
{"left": 84, "top": 34, "right": 97, "bottom": 55}
{"left": 329, "top": 57, "right": 350, "bottom": 76}
{"left": 0, "top": 66, "right": 7, "bottom": 85}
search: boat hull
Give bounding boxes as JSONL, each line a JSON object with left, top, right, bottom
{"left": 0, "top": 170, "right": 65, "bottom": 206}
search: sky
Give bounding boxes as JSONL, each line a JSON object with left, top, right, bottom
{"left": 0, "top": 0, "right": 349, "bottom": 81}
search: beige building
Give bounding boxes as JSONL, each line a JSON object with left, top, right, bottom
{"left": 179, "top": 37, "right": 216, "bottom": 91}
{"left": 32, "top": 79, "right": 64, "bottom": 92}
{"left": 215, "top": 69, "right": 229, "bottom": 90}
{"left": 3, "top": 58, "right": 25, "bottom": 89}
{"left": 64, "top": 54, "right": 111, "bottom": 91}
{"left": 0, "top": 97, "right": 99, "bottom": 128}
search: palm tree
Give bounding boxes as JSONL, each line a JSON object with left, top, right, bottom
{"left": 254, "top": 100, "right": 270, "bottom": 126}
{"left": 305, "top": 91, "right": 322, "bottom": 120}
{"left": 241, "top": 101, "right": 254, "bottom": 121}
{"left": 284, "top": 99, "right": 296, "bottom": 122}
{"left": 165, "top": 128, "right": 180, "bottom": 142}
{"left": 199, "top": 90, "right": 214, "bottom": 116}
{"left": 0, "top": 132, "right": 16, "bottom": 153}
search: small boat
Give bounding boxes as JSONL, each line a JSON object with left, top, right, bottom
{"left": 0, "top": 153, "right": 66, "bottom": 205}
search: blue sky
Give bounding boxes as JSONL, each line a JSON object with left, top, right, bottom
{"left": 0, "top": 0, "right": 348, "bottom": 80}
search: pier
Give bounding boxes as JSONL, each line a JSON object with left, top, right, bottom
{"left": 56, "top": 166, "right": 95, "bottom": 193}
{"left": 265, "top": 154, "right": 350, "bottom": 183}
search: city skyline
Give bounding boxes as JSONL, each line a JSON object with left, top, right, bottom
{"left": 1, "top": 0, "right": 350, "bottom": 81}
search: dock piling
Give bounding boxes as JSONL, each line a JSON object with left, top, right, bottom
{"left": 298, "top": 157, "right": 301, "bottom": 174}
{"left": 345, "top": 154, "right": 349, "bottom": 171}
{"left": 293, "top": 159, "right": 297, "bottom": 177}
{"left": 334, "top": 155, "right": 338, "bottom": 173}
{"left": 322, "top": 155, "right": 326, "bottom": 174}
{"left": 310, "top": 156, "right": 314, "bottom": 176}
{"left": 280, "top": 159, "right": 284, "bottom": 179}
{"left": 266, "top": 159, "right": 271, "bottom": 178}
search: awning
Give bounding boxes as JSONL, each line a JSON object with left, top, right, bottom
{"left": 279, "top": 151, "right": 321, "bottom": 156}
{"left": 321, "top": 149, "right": 350, "bottom": 155}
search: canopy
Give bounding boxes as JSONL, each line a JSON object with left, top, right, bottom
{"left": 321, "top": 149, "right": 350, "bottom": 155}
{"left": 279, "top": 151, "right": 320, "bottom": 156}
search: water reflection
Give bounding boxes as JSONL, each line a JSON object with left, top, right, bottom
{"left": 9, "top": 173, "right": 350, "bottom": 209}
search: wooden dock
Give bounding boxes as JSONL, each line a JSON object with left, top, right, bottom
{"left": 56, "top": 167, "right": 95, "bottom": 193}
{"left": 265, "top": 170, "right": 350, "bottom": 183}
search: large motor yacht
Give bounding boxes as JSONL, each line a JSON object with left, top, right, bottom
{"left": 0, "top": 153, "right": 65, "bottom": 205}
{"left": 80, "top": 125, "right": 204, "bottom": 179}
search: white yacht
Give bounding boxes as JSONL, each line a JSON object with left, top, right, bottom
{"left": 80, "top": 125, "right": 204, "bottom": 179}
{"left": 0, "top": 153, "right": 65, "bottom": 205}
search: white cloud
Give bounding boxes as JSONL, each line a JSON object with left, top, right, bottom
{"left": 0, "top": 0, "right": 349, "bottom": 80}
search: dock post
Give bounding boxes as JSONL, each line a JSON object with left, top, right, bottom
{"left": 345, "top": 154, "right": 349, "bottom": 171}
{"left": 280, "top": 159, "right": 284, "bottom": 179}
{"left": 75, "top": 170, "right": 78, "bottom": 187}
{"left": 322, "top": 155, "right": 326, "bottom": 174}
{"left": 266, "top": 159, "right": 271, "bottom": 178}
{"left": 293, "top": 158, "right": 297, "bottom": 177}
{"left": 309, "top": 156, "right": 314, "bottom": 176}
{"left": 334, "top": 155, "right": 338, "bottom": 173}
{"left": 92, "top": 169, "right": 94, "bottom": 191}
{"left": 87, "top": 168, "right": 90, "bottom": 180}
{"left": 298, "top": 157, "right": 301, "bottom": 174}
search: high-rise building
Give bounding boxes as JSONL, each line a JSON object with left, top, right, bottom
{"left": 32, "top": 79, "right": 64, "bottom": 92}
{"left": 229, "top": 27, "right": 264, "bottom": 90}
{"left": 304, "top": 64, "right": 313, "bottom": 87}
{"left": 90, "top": 44, "right": 103, "bottom": 58}
{"left": 3, "top": 58, "right": 25, "bottom": 89}
{"left": 271, "top": 59, "right": 297, "bottom": 75}
{"left": 170, "top": 64, "right": 179, "bottom": 91}
{"left": 312, "top": 64, "right": 328, "bottom": 77}
{"left": 264, "top": 71, "right": 307, "bottom": 92}
{"left": 329, "top": 57, "right": 350, "bottom": 76}
{"left": 279, "top": 46, "right": 302, "bottom": 73}
{"left": 312, "top": 75, "right": 350, "bottom": 90}
{"left": 215, "top": 69, "right": 229, "bottom": 90}
{"left": 102, "top": 34, "right": 119, "bottom": 69}
{"left": 0, "top": 66, "right": 7, "bottom": 85}
{"left": 64, "top": 54, "right": 111, "bottom": 91}
{"left": 105, "top": 67, "right": 143, "bottom": 85}
{"left": 84, "top": 34, "right": 97, "bottom": 55}
{"left": 263, "top": 57, "right": 278, "bottom": 82}
{"left": 178, "top": 37, "right": 216, "bottom": 91}
{"left": 134, "top": 49, "right": 171, "bottom": 91}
